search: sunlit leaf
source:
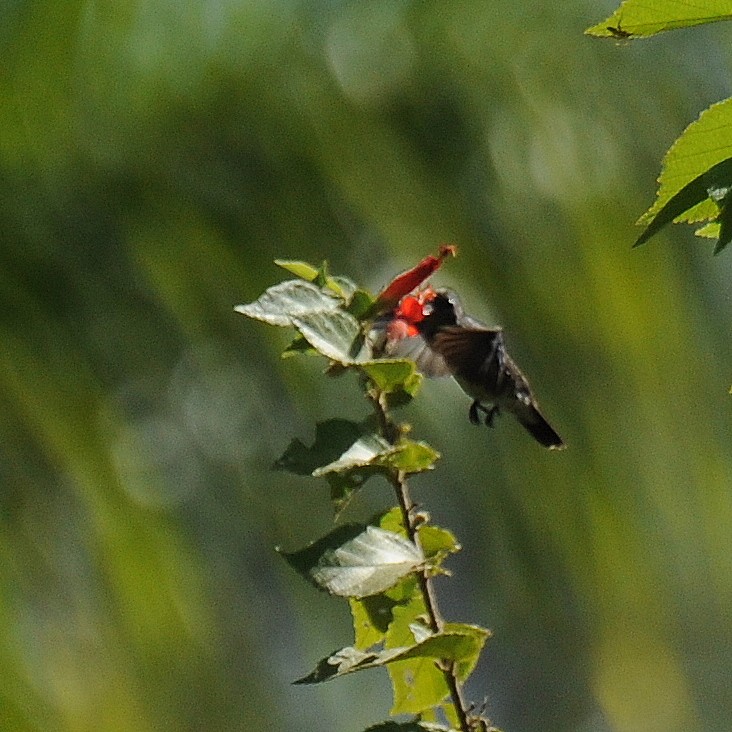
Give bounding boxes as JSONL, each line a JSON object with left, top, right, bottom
{"left": 313, "top": 435, "right": 439, "bottom": 479}
{"left": 350, "top": 594, "right": 399, "bottom": 649}
{"left": 234, "top": 280, "right": 339, "bottom": 326}
{"left": 633, "top": 100, "right": 732, "bottom": 251}
{"left": 275, "top": 259, "right": 321, "bottom": 281}
{"left": 586, "top": 0, "right": 732, "bottom": 38}
{"left": 295, "top": 625, "right": 488, "bottom": 685}
{"left": 386, "top": 602, "right": 445, "bottom": 715}
{"left": 275, "top": 259, "right": 358, "bottom": 300}
{"left": 312, "top": 433, "right": 394, "bottom": 475}
{"left": 281, "top": 525, "right": 424, "bottom": 598}
{"left": 383, "top": 441, "right": 439, "bottom": 472}
{"left": 634, "top": 157, "right": 732, "bottom": 250}
{"left": 418, "top": 525, "right": 461, "bottom": 565}
{"left": 291, "top": 310, "right": 371, "bottom": 363}
{"left": 360, "top": 359, "right": 420, "bottom": 394}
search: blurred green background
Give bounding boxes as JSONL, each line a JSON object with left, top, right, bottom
{"left": 2, "top": 1, "right": 732, "bottom": 730}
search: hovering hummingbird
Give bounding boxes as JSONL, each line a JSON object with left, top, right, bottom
{"left": 386, "top": 289, "right": 565, "bottom": 450}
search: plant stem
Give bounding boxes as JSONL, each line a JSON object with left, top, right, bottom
{"left": 371, "top": 389, "right": 472, "bottom": 732}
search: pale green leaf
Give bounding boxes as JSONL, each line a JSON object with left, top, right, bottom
{"left": 587, "top": 0, "right": 732, "bottom": 38}
{"left": 634, "top": 99, "right": 732, "bottom": 250}
{"left": 274, "top": 259, "right": 321, "bottom": 281}
{"left": 234, "top": 279, "right": 338, "bottom": 326}
{"left": 281, "top": 525, "right": 423, "bottom": 598}
{"left": 291, "top": 311, "right": 371, "bottom": 363}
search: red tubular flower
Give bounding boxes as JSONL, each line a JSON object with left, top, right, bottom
{"left": 374, "top": 244, "right": 457, "bottom": 312}
{"left": 385, "top": 286, "right": 438, "bottom": 342}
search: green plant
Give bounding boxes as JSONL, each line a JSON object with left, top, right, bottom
{"left": 587, "top": 0, "right": 732, "bottom": 253}
{"left": 236, "top": 254, "right": 499, "bottom": 732}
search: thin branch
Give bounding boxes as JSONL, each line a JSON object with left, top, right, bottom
{"left": 370, "top": 387, "right": 472, "bottom": 732}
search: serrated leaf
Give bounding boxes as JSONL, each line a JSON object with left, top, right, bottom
{"left": 235, "top": 280, "right": 339, "bottom": 326}
{"left": 634, "top": 157, "right": 732, "bottom": 249}
{"left": 281, "top": 525, "right": 424, "bottom": 598}
{"left": 586, "top": 0, "right": 732, "bottom": 38}
{"left": 291, "top": 311, "right": 371, "bottom": 363}
{"left": 633, "top": 99, "right": 732, "bottom": 251}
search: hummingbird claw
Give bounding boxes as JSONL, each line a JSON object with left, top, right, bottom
{"left": 484, "top": 405, "right": 500, "bottom": 428}
{"left": 468, "top": 401, "right": 480, "bottom": 425}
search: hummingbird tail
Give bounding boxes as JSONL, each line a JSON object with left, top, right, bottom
{"left": 517, "top": 404, "right": 565, "bottom": 450}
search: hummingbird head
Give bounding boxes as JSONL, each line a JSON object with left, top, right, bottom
{"left": 417, "top": 290, "right": 463, "bottom": 339}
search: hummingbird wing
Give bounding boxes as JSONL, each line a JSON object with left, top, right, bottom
{"left": 385, "top": 333, "right": 453, "bottom": 377}
{"left": 429, "top": 325, "right": 505, "bottom": 385}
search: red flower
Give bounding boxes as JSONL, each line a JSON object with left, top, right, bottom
{"left": 374, "top": 244, "right": 456, "bottom": 313}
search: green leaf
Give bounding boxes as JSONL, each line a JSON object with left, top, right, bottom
{"left": 294, "top": 646, "right": 399, "bottom": 684}
{"left": 418, "top": 525, "right": 461, "bottom": 565}
{"left": 280, "top": 334, "right": 318, "bottom": 358}
{"left": 714, "top": 190, "right": 732, "bottom": 254}
{"left": 234, "top": 279, "right": 339, "bottom": 326}
{"left": 295, "top": 626, "right": 488, "bottom": 686}
{"left": 274, "top": 259, "right": 358, "bottom": 300}
{"left": 312, "top": 433, "right": 395, "bottom": 475}
{"left": 281, "top": 525, "right": 424, "bottom": 598}
{"left": 439, "top": 623, "right": 492, "bottom": 681}
{"left": 347, "top": 288, "right": 377, "bottom": 319}
{"left": 586, "top": 0, "right": 732, "bottom": 38}
{"left": 327, "top": 274, "right": 358, "bottom": 300}
{"left": 275, "top": 259, "right": 321, "bottom": 281}
{"left": 633, "top": 99, "right": 732, "bottom": 251}
{"left": 634, "top": 157, "right": 732, "bottom": 250}
{"left": 274, "top": 419, "right": 363, "bottom": 476}
{"left": 349, "top": 568, "right": 424, "bottom": 648}
{"left": 350, "top": 594, "right": 400, "bottom": 649}
{"left": 384, "top": 441, "right": 440, "bottom": 472}
{"left": 386, "top": 602, "right": 444, "bottom": 715}
{"left": 313, "top": 435, "right": 439, "bottom": 480}
{"left": 291, "top": 311, "right": 371, "bottom": 363}
{"left": 360, "top": 359, "right": 421, "bottom": 394}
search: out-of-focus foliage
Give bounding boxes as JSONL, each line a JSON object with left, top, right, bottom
{"left": 3, "top": 1, "right": 732, "bottom": 731}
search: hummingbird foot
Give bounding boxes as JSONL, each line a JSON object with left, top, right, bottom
{"left": 469, "top": 401, "right": 500, "bottom": 428}
{"left": 484, "top": 405, "right": 500, "bottom": 428}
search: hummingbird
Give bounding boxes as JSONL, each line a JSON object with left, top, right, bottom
{"left": 387, "top": 289, "right": 565, "bottom": 450}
